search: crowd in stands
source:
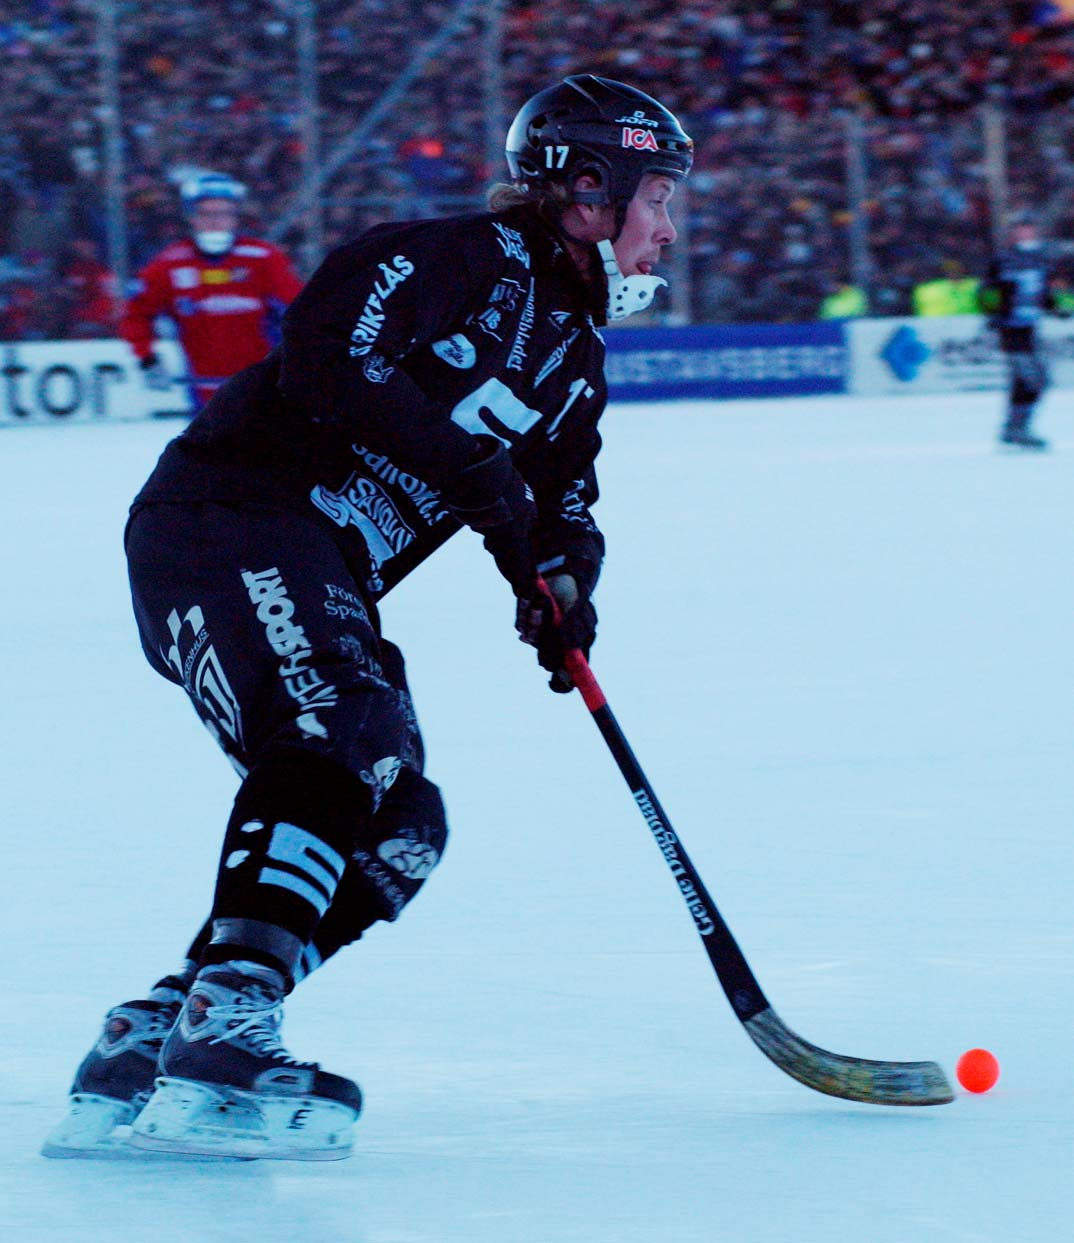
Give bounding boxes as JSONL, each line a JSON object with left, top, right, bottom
{"left": 4, "top": 0, "right": 1074, "bottom": 338}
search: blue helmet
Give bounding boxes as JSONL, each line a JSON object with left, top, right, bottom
{"left": 180, "top": 172, "right": 246, "bottom": 210}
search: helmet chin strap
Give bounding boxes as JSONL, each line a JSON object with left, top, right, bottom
{"left": 597, "top": 239, "right": 667, "bottom": 321}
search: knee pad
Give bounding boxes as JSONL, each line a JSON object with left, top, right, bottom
{"left": 324, "top": 768, "right": 448, "bottom": 937}
{"left": 296, "top": 670, "right": 425, "bottom": 807}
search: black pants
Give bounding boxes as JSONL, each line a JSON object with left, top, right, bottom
{"left": 126, "top": 501, "right": 447, "bottom": 979}
{"left": 998, "top": 326, "right": 1048, "bottom": 424}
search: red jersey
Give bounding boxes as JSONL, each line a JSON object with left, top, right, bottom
{"left": 120, "top": 236, "right": 303, "bottom": 401}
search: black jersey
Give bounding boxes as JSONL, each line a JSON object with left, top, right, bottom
{"left": 980, "top": 248, "right": 1056, "bottom": 330}
{"left": 135, "top": 206, "right": 609, "bottom": 598}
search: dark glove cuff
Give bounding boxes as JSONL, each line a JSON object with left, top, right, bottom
{"left": 556, "top": 598, "right": 597, "bottom": 652}
{"left": 443, "top": 435, "right": 514, "bottom": 522}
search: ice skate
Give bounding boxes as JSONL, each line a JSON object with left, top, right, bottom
{"left": 41, "top": 986, "right": 184, "bottom": 1158}
{"left": 129, "top": 962, "right": 362, "bottom": 1161}
{"left": 999, "top": 424, "right": 1048, "bottom": 451}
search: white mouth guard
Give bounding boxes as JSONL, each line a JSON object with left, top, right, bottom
{"left": 598, "top": 239, "right": 667, "bottom": 321}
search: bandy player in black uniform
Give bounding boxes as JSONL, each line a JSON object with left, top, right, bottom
{"left": 43, "top": 76, "right": 693, "bottom": 1161}
{"left": 979, "top": 214, "right": 1068, "bottom": 450}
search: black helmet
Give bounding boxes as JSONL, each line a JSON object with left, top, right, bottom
{"left": 505, "top": 75, "right": 693, "bottom": 209}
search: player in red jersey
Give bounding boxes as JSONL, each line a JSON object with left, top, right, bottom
{"left": 120, "top": 173, "right": 303, "bottom": 408}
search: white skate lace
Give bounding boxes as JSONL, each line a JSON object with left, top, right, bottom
{"left": 206, "top": 995, "right": 306, "bottom": 1067}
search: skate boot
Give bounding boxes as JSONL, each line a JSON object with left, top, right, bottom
{"left": 130, "top": 961, "right": 362, "bottom": 1161}
{"left": 1000, "top": 424, "right": 1048, "bottom": 451}
{"left": 41, "top": 981, "right": 185, "bottom": 1158}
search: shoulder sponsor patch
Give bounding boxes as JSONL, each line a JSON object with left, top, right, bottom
{"left": 432, "top": 333, "right": 476, "bottom": 368}
{"left": 492, "top": 222, "right": 530, "bottom": 268}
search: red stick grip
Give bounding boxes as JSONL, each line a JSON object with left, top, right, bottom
{"left": 564, "top": 648, "right": 607, "bottom": 711}
{"left": 535, "top": 576, "right": 607, "bottom": 712}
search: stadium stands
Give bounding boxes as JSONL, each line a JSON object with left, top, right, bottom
{"left": 1, "top": 0, "right": 1072, "bottom": 336}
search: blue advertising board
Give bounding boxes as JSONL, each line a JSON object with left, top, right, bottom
{"left": 603, "top": 322, "right": 849, "bottom": 402}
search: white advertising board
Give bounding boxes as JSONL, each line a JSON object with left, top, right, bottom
{"left": 848, "top": 315, "right": 1074, "bottom": 396}
{"left": 0, "top": 339, "right": 193, "bottom": 426}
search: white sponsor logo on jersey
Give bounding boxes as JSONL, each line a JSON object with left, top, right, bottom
{"left": 432, "top": 333, "right": 477, "bottom": 368}
{"left": 470, "top": 278, "right": 524, "bottom": 342}
{"left": 535, "top": 326, "right": 580, "bottom": 387}
{"left": 362, "top": 353, "right": 396, "bottom": 383}
{"left": 506, "top": 279, "right": 536, "bottom": 372}
{"left": 171, "top": 266, "right": 199, "bottom": 290}
{"left": 200, "top": 294, "right": 262, "bottom": 313}
{"left": 352, "top": 447, "right": 447, "bottom": 525}
{"left": 349, "top": 255, "right": 415, "bottom": 357}
{"left": 492, "top": 223, "right": 530, "bottom": 268}
{"left": 310, "top": 475, "right": 416, "bottom": 580}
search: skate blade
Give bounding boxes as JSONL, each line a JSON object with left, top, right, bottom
{"left": 130, "top": 1077, "right": 356, "bottom": 1162}
{"left": 41, "top": 1093, "right": 144, "bottom": 1159}
{"left": 41, "top": 1092, "right": 254, "bottom": 1161}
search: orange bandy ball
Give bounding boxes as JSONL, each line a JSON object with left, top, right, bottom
{"left": 956, "top": 1048, "right": 1000, "bottom": 1093}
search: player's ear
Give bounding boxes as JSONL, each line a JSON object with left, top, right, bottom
{"left": 572, "top": 173, "right": 602, "bottom": 219}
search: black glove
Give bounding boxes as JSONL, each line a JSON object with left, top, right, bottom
{"left": 139, "top": 352, "right": 172, "bottom": 391}
{"left": 516, "top": 574, "right": 597, "bottom": 693}
{"left": 443, "top": 435, "right": 538, "bottom": 596}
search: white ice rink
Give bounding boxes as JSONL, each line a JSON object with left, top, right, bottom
{"left": 3, "top": 389, "right": 1073, "bottom": 1242}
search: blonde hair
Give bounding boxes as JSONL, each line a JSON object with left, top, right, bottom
{"left": 487, "top": 182, "right": 531, "bottom": 211}
{"left": 486, "top": 180, "right": 572, "bottom": 214}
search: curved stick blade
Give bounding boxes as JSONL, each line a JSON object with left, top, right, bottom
{"left": 745, "top": 1008, "right": 954, "bottom": 1106}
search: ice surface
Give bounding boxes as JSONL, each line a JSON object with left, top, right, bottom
{"left": 3, "top": 390, "right": 1073, "bottom": 1241}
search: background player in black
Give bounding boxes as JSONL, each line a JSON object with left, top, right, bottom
{"left": 43, "top": 76, "right": 693, "bottom": 1161}
{"left": 979, "top": 214, "right": 1072, "bottom": 450}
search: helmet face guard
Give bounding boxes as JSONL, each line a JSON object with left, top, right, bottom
{"left": 505, "top": 75, "right": 693, "bottom": 212}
